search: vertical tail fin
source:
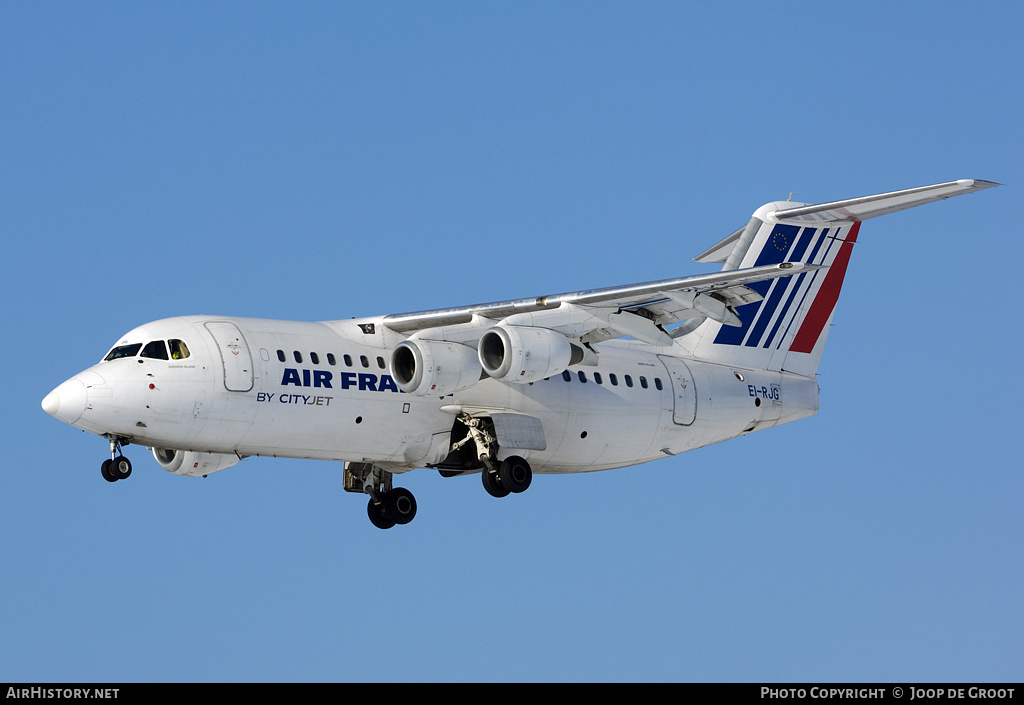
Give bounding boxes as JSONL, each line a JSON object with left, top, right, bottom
{"left": 683, "top": 180, "right": 998, "bottom": 376}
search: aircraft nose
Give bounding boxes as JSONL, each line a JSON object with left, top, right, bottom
{"left": 42, "top": 378, "right": 88, "bottom": 424}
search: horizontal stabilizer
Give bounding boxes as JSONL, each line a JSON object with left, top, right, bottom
{"left": 694, "top": 225, "right": 744, "bottom": 264}
{"left": 769, "top": 179, "right": 999, "bottom": 223}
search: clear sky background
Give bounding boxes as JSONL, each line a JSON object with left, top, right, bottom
{"left": 2, "top": 1, "right": 1021, "bottom": 683}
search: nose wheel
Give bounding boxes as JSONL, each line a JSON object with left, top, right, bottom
{"left": 101, "top": 438, "right": 132, "bottom": 482}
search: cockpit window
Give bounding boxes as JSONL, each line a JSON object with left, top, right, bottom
{"left": 169, "top": 340, "right": 190, "bottom": 360}
{"left": 141, "top": 340, "right": 169, "bottom": 360}
{"left": 104, "top": 343, "right": 142, "bottom": 361}
{"left": 104, "top": 339, "right": 190, "bottom": 362}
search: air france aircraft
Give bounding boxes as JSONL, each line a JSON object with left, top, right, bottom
{"left": 43, "top": 180, "right": 996, "bottom": 528}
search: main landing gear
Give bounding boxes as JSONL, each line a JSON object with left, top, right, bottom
{"left": 344, "top": 462, "right": 418, "bottom": 530}
{"left": 447, "top": 412, "right": 533, "bottom": 499}
{"left": 481, "top": 455, "right": 533, "bottom": 498}
{"left": 101, "top": 437, "right": 132, "bottom": 483}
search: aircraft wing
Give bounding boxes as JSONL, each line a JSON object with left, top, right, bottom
{"left": 382, "top": 261, "right": 818, "bottom": 346}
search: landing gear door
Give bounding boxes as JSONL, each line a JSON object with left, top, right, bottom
{"left": 658, "top": 355, "right": 696, "bottom": 426}
{"left": 204, "top": 321, "right": 254, "bottom": 392}
{"left": 490, "top": 412, "right": 547, "bottom": 451}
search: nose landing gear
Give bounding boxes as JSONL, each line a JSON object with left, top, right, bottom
{"left": 101, "top": 437, "right": 132, "bottom": 483}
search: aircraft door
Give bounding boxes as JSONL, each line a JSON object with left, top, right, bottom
{"left": 658, "top": 355, "right": 697, "bottom": 426}
{"left": 204, "top": 321, "right": 254, "bottom": 392}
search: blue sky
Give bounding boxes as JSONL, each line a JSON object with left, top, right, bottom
{"left": 2, "top": 1, "right": 1021, "bottom": 682}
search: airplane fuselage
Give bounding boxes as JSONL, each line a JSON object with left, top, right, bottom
{"left": 47, "top": 314, "right": 818, "bottom": 476}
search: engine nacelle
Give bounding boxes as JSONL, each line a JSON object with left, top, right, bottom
{"left": 478, "top": 325, "right": 581, "bottom": 384}
{"left": 390, "top": 339, "right": 482, "bottom": 396}
{"left": 152, "top": 448, "right": 241, "bottom": 477}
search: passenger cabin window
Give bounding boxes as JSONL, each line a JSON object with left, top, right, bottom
{"left": 344, "top": 354, "right": 353, "bottom": 367}
{"left": 609, "top": 373, "right": 618, "bottom": 386}
{"left": 310, "top": 352, "right": 320, "bottom": 365}
{"left": 104, "top": 343, "right": 142, "bottom": 361}
{"left": 640, "top": 376, "right": 648, "bottom": 389}
{"left": 169, "top": 340, "right": 190, "bottom": 360}
{"left": 277, "top": 350, "right": 286, "bottom": 362}
{"left": 294, "top": 351, "right": 303, "bottom": 363}
{"left": 625, "top": 375, "right": 634, "bottom": 388}
{"left": 655, "top": 378, "right": 663, "bottom": 391}
{"left": 562, "top": 370, "right": 571, "bottom": 382}
{"left": 360, "top": 355, "right": 369, "bottom": 368}
{"left": 141, "top": 340, "right": 169, "bottom": 360}
{"left": 377, "top": 356, "right": 386, "bottom": 369}
{"left": 327, "top": 353, "right": 336, "bottom": 366}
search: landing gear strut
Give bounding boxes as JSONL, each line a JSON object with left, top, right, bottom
{"left": 433, "top": 413, "right": 535, "bottom": 498}
{"left": 101, "top": 437, "right": 132, "bottom": 483}
{"left": 448, "top": 413, "right": 533, "bottom": 498}
{"left": 344, "top": 462, "right": 418, "bottom": 529}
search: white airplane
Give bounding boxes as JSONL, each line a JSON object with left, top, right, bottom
{"left": 42, "top": 179, "right": 997, "bottom": 528}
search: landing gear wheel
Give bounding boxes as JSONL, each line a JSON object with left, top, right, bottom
{"left": 498, "top": 456, "right": 532, "bottom": 494}
{"left": 384, "top": 487, "right": 417, "bottom": 525}
{"left": 101, "top": 459, "right": 118, "bottom": 483}
{"left": 367, "top": 498, "right": 396, "bottom": 530}
{"left": 111, "top": 456, "right": 132, "bottom": 480}
{"left": 102, "top": 438, "right": 132, "bottom": 483}
{"left": 348, "top": 464, "right": 417, "bottom": 529}
{"left": 482, "top": 466, "right": 510, "bottom": 498}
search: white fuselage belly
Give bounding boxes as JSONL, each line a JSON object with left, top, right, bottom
{"left": 72, "top": 316, "right": 818, "bottom": 474}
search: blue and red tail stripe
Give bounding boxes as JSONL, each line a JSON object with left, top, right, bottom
{"left": 712, "top": 223, "right": 803, "bottom": 347}
{"left": 789, "top": 222, "right": 860, "bottom": 353}
{"left": 762, "top": 227, "right": 831, "bottom": 349}
{"left": 712, "top": 222, "right": 858, "bottom": 354}
{"left": 743, "top": 226, "right": 818, "bottom": 348}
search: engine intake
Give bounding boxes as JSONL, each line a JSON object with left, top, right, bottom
{"left": 390, "top": 340, "right": 482, "bottom": 396}
{"left": 152, "top": 448, "right": 241, "bottom": 477}
{"left": 478, "top": 325, "right": 582, "bottom": 383}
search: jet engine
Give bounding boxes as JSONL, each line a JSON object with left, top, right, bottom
{"left": 152, "top": 448, "right": 241, "bottom": 477}
{"left": 390, "top": 340, "right": 483, "bottom": 396}
{"left": 478, "top": 325, "right": 583, "bottom": 384}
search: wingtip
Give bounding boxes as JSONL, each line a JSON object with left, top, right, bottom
{"left": 958, "top": 179, "right": 1001, "bottom": 189}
